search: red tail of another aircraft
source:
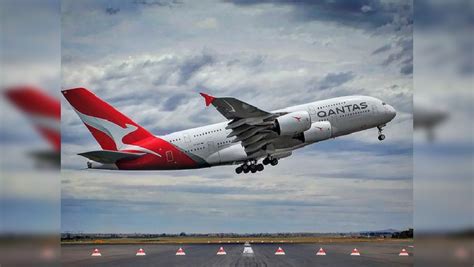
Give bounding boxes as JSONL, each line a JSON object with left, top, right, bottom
{"left": 4, "top": 86, "right": 60, "bottom": 152}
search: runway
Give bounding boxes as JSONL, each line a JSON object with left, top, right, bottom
{"left": 62, "top": 242, "right": 413, "bottom": 267}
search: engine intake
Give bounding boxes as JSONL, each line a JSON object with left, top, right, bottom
{"left": 275, "top": 111, "right": 311, "bottom": 136}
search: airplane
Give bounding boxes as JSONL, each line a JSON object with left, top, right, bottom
{"left": 413, "top": 100, "right": 449, "bottom": 141}
{"left": 3, "top": 86, "right": 60, "bottom": 167}
{"left": 62, "top": 88, "right": 396, "bottom": 174}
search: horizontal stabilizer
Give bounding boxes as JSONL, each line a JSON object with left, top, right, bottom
{"left": 78, "top": 150, "right": 145, "bottom": 164}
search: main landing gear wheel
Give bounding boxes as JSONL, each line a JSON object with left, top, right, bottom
{"left": 250, "top": 164, "right": 257, "bottom": 173}
{"left": 270, "top": 158, "right": 278, "bottom": 166}
{"left": 378, "top": 134, "right": 386, "bottom": 141}
{"left": 235, "top": 166, "right": 243, "bottom": 174}
{"left": 237, "top": 160, "right": 266, "bottom": 174}
{"left": 263, "top": 156, "right": 278, "bottom": 166}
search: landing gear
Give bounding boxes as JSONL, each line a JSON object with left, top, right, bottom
{"left": 270, "top": 158, "right": 278, "bottom": 166}
{"left": 262, "top": 158, "right": 270, "bottom": 165}
{"left": 242, "top": 164, "right": 249, "bottom": 173}
{"left": 377, "top": 125, "right": 386, "bottom": 141}
{"left": 250, "top": 164, "right": 257, "bottom": 173}
{"left": 235, "top": 166, "right": 243, "bottom": 174}
{"left": 236, "top": 160, "right": 265, "bottom": 174}
{"left": 263, "top": 156, "right": 278, "bottom": 166}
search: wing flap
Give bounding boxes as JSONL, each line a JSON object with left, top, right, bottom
{"left": 78, "top": 150, "right": 146, "bottom": 164}
{"left": 200, "top": 92, "right": 283, "bottom": 157}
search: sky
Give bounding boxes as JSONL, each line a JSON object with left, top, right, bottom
{"left": 60, "top": 0, "right": 413, "bottom": 233}
{"left": 412, "top": 0, "right": 473, "bottom": 232}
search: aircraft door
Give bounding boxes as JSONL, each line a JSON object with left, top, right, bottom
{"left": 183, "top": 133, "right": 191, "bottom": 143}
{"left": 208, "top": 141, "right": 216, "bottom": 154}
{"left": 165, "top": 150, "right": 174, "bottom": 163}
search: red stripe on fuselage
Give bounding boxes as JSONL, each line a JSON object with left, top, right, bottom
{"left": 117, "top": 138, "right": 199, "bottom": 170}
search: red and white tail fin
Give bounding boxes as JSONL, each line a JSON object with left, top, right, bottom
{"left": 62, "top": 88, "right": 154, "bottom": 151}
{"left": 4, "top": 86, "right": 60, "bottom": 152}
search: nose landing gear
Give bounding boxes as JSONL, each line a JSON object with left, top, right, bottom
{"left": 377, "top": 125, "right": 386, "bottom": 141}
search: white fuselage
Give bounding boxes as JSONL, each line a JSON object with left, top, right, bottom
{"left": 160, "top": 95, "right": 396, "bottom": 167}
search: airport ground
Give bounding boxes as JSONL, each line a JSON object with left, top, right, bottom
{"left": 62, "top": 240, "right": 413, "bottom": 267}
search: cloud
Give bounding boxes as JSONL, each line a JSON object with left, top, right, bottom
{"left": 61, "top": 144, "right": 412, "bottom": 232}
{"left": 372, "top": 43, "right": 391, "bottom": 55}
{"left": 227, "top": 0, "right": 412, "bottom": 31}
{"left": 133, "top": 0, "right": 183, "bottom": 8}
{"left": 317, "top": 71, "right": 356, "bottom": 90}
{"left": 178, "top": 51, "right": 215, "bottom": 84}
{"left": 360, "top": 4, "right": 373, "bottom": 13}
{"left": 196, "top": 17, "right": 218, "bottom": 29}
{"left": 380, "top": 37, "right": 413, "bottom": 75}
{"left": 105, "top": 7, "right": 120, "bottom": 15}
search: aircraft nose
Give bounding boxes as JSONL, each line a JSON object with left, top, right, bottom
{"left": 386, "top": 104, "right": 396, "bottom": 120}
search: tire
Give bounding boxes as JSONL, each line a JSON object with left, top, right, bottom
{"left": 250, "top": 164, "right": 256, "bottom": 171}
{"left": 251, "top": 169, "right": 257, "bottom": 173}
{"left": 262, "top": 158, "right": 269, "bottom": 165}
{"left": 378, "top": 134, "right": 385, "bottom": 141}
{"left": 270, "top": 158, "right": 278, "bottom": 166}
{"left": 235, "top": 166, "right": 242, "bottom": 174}
{"left": 242, "top": 164, "right": 249, "bottom": 171}
{"left": 243, "top": 168, "right": 250, "bottom": 173}
{"left": 257, "top": 164, "right": 264, "bottom": 171}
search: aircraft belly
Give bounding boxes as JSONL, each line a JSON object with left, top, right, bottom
{"left": 214, "top": 144, "right": 248, "bottom": 165}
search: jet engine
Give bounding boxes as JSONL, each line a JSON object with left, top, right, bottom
{"left": 274, "top": 111, "right": 311, "bottom": 136}
{"left": 300, "top": 121, "right": 332, "bottom": 144}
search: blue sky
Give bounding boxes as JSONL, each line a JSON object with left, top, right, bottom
{"left": 60, "top": 0, "right": 413, "bottom": 233}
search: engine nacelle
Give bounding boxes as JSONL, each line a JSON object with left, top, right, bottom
{"left": 275, "top": 111, "right": 311, "bottom": 136}
{"left": 302, "top": 121, "right": 332, "bottom": 144}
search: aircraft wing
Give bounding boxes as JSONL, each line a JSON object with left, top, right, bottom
{"left": 199, "top": 93, "right": 273, "bottom": 120}
{"left": 200, "top": 93, "right": 282, "bottom": 157}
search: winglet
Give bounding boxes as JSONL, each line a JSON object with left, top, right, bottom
{"left": 200, "top": 92, "right": 215, "bottom": 107}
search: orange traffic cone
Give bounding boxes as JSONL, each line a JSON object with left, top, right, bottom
{"left": 216, "top": 246, "right": 227, "bottom": 255}
{"left": 399, "top": 248, "right": 409, "bottom": 256}
{"left": 91, "top": 248, "right": 102, "bottom": 257}
{"left": 316, "top": 247, "right": 326, "bottom": 256}
{"left": 275, "top": 247, "right": 286, "bottom": 255}
{"left": 136, "top": 248, "right": 146, "bottom": 256}
{"left": 350, "top": 248, "right": 360, "bottom": 256}
{"left": 175, "top": 247, "right": 186, "bottom": 256}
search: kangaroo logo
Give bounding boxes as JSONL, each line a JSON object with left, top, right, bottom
{"left": 293, "top": 116, "right": 302, "bottom": 122}
{"left": 74, "top": 109, "right": 161, "bottom": 157}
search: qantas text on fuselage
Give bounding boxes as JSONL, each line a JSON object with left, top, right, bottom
{"left": 62, "top": 88, "right": 396, "bottom": 174}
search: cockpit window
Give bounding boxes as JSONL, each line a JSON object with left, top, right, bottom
{"left": 382, "top": 102, "right": 386, "bottom": 105}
